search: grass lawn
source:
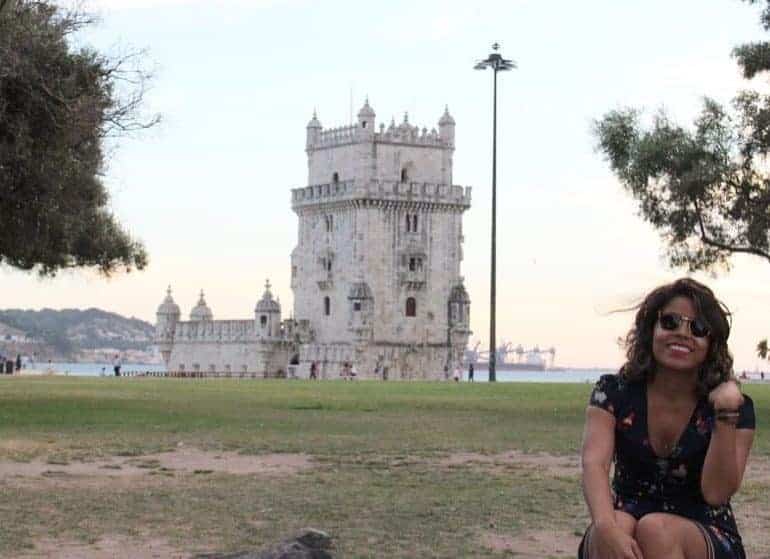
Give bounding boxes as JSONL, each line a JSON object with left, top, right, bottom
{"left": 0, "top": 377, "right": 768, "bottom": 558}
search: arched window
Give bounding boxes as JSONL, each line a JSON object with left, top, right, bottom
{"left": 405, "top": 214, "right": 411, "bottom": 232}
{"left": 353, "top": 301, "right": 361, "bottom": 311}
{"left": 324, "top": 296, "right": 331, "bottom": 316}
{"left": 260, "top": 315, "right": 267, "bottom": 327}
{"left": 413, "top": 214, "right": 418, "bottom": 232}
{"left": 332, "top": 172, "right": 339, "bottom": 184}
{"left": 401, "top": 168, "right": 408, "bottom": 183}
{"left": 406, "top": 297, "right": 416, "bottom": 317}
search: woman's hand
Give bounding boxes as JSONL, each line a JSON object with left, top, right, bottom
{"left": 593, "top": 520, "right": 644, "bottom": 559}
{"left": 708, "top": 380, "right": 744, "bottom": 411}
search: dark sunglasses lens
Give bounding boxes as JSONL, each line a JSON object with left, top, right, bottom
{"left": 690, "top": 319, "right": 710, "bottom": 338}
{"left": 659, "top": 313, "right": 680, "bottom": 331}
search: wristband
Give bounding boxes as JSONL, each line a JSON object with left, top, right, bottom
{"left": 715, "top": 410, "right": 740, "bottom": 426}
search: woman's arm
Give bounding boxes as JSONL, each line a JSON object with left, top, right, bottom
{"left": 701, "top": 381, "right": 755, "bottom": 505}
{"left": 582, "top": 406, "right": 618, "bottom": 526}
{"left": 582, "top": 406, "right": 643, "bottom": 559}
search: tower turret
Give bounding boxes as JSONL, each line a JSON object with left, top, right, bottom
{"left": 255, "top": 279, "right": 282, "bottom": 338}
{"left": 190, "top": 290, "right": 213, "bottom": 321}
{"left": 357, "top": 98, "right": 375, "bottom": 137}
{"left": 306, "top": 110, "right": 322, "bottom": 149}
{"left": 155, "top": 286, "right": 180, "bottom": 366}
{"left": 439, "top": 106, "right": 456, "bottom": 147}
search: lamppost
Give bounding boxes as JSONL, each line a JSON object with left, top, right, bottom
{"left": 474, "top": 43, "right": 515, "bottom": 383}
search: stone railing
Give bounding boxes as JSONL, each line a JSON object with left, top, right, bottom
{"left": 374, "top": 124, "right": 447, "bottom": 147}
{"left": 291, "top": 180, "right": 471, "bottom": 209}
{"left": 315, "top": 125, "right": 358, "bottom": 146}
{"left": 174, "top": 319, "right": 256, "bottom": 342}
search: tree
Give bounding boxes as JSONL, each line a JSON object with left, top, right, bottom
{"left": 0, "top": 0, "right": 159, "bottom": 276}
{"left": 594, "top": 0, "right": 770, "bottom": 272}
{"left": 757, "top": 338, "right": 768, "bottom": 359}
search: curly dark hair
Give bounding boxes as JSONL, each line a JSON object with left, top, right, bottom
{"left": 619, "top": 278, "right": 733, "bottom": 396}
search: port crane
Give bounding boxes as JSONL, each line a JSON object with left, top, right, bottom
{"left": 464, "top": 340, "right": 556, "bottom": 369}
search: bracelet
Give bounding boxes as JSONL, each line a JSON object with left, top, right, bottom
{"left": 715, "top": 410, "right": 740, "bottom": 425}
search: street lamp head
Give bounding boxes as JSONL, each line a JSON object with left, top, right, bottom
{"left": 474, "top": 43, "right": 516, "bottom": 72}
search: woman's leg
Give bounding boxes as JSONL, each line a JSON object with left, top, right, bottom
{"left": 634, "top": 513, "right": 709, "bottom": 559}
{"left": 584, "top": 510, "right": 637, "bottom": 558}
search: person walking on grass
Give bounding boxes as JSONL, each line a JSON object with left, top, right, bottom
{"left": 468, "top": 362, "right": 474, "bottom": 382}
{"left": 579, "top": 278, "right": 755, "bottom": 559}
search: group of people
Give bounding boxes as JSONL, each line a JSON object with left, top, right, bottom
{"left": 0, "top": 353, "right": 22, "bottom": 374}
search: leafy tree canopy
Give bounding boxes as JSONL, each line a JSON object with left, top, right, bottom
{"left": 594, "top": 0, "right": 770, "bottom": 272}
{"left": 0, "top": 0, "right": 159, "bottom": 276}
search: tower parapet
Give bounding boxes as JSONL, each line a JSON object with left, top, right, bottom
{"left": 291, "top": 180, "right": 471, "bottom": 211}
{"left": 306, "top": 109, "right": 453, "bottom": 151}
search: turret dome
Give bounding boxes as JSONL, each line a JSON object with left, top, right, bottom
{"left": 439, "top": 106, "right": 455, "bottom": 126}
{"left": 157, "top": 286, "right": 180, "bottom": 317}
{"left": 307, "top": 110, "right": 322, "bottom": 129}
{"left": 190, "top": 290, "right": 213, "bottom": 321}
{"left": 449, "top": 283, "right": 470, "bottom": 304}
{"left": 255, "top": 279, "right": 281, "bottom": 313}
{"left": 357, "top": 98, "right": 376, "bottom": 119}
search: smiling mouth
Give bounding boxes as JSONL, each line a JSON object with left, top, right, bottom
{"left": 667, "top": 343, "right": 692, "bottom": 354}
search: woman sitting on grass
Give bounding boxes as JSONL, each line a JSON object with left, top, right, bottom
{"left": 579, "top": 278, "right": 755, "bottom": 559}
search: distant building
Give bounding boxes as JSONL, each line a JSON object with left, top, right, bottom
{"left": 156, "top": 99, "right": 471, "bottom": 379}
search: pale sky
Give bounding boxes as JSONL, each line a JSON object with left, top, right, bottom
{"left": 3, "top": 0, "right": 770, "bottom": 370}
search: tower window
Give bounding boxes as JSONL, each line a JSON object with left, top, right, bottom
{"left": 324, "top": 296, "right": 330, "bottom": 316}
{"left": 353, "top": 301, "right": 361, "bottom": 311}
{"left": 408, "top": 257, "right": 422, "bottom": 271}
{"left": 326, "top": 259, "right": 332, "bottom": 272}
{"left": 406, "top": 297, "right": 416, "bottom": 317}
{"left": 332, "top": 172, "right": 339, "bottom": 184}
{"left": 405, "top": 213, "right": 419, "bottom": 233}
{"left": 325, "top": 215, "right": 333, "bottom": 232}
{"left": 260, "top": 315, "right": 267, "bottom": 327}
{"left": 362, "top": 121, "right": 367, "bottom": 128}
{"left": 401, "top": 168, "right": 408, "bottom": 183}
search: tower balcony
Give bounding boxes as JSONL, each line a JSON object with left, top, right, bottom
{"left": 399, "top": 269, "right": 426, "bottom": 290}
{"left": 291, "top": 180, "right": 471, "bottom": 211}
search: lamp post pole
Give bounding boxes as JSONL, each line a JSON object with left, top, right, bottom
{"left": 475, "top": 43, "right": 515, "bottom": 383}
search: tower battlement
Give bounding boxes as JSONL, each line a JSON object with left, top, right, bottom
{"left": 291, "top": 180, "right": 471, "bottom": 210}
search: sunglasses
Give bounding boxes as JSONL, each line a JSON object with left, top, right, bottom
{"left": 657, "top": 311, "right": 710, "bottom": 338}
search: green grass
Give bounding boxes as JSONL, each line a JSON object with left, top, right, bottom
{"left": 0, "top": 378, "right": 768, "bottom": 557}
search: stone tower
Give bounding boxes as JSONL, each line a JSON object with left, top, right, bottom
{"left": 290, "top": 99, "right": 472, "bottom": 379}
{"left": 155, "top": 286, "right": 181, "bottom": 367}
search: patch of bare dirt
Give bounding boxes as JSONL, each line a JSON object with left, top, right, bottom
{"left": 0, "top": 448, "right": 313, "bottom": 487}
{"left": 440, "top": 450, "right": 581, "bottom": 477}
{"left": 16, "top": 535, "right": 187, "bottom": 559}
{"left": 480, "top": 529, "right": 580, "bottom": 558}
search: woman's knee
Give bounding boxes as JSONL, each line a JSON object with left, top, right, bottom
{"left": 635, "top": 513, "right": 676, "bottom": 551}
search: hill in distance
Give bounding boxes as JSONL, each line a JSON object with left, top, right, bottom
{"left": 0, "top": 308, "right": 155, "bottom": 359}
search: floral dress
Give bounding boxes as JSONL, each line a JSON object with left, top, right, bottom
{"left": 579, "top": 374, "right": 755, "bottom": 559}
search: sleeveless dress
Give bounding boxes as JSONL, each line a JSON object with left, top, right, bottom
{"left": 578, "top": 374, "right": 755, "bottom": 559}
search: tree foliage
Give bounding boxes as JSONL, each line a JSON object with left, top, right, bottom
{"left": 758, "top": 338, "right": 768, "bottom": 359}
{"left": 0, "top": 0, "right": 159, "bottom": 276}
{"left": 594, "top": 0, "right": 770, "bottom": 272}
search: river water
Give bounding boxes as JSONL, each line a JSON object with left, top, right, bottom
{"left": 26, "top": 362, "right": 611, "bottom": 383}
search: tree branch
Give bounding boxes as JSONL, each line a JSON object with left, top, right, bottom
{"left": 693, "top": 198, "right": 770, "bottom": 260}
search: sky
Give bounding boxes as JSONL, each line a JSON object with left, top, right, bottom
{"left": 3, "top": 0, "right": 770, "bottom": 370}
